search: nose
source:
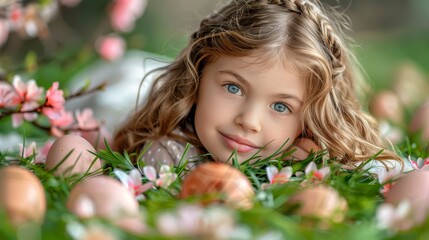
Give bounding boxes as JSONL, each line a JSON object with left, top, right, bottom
{"left": 234, "top": 104, "right": 262, "bottom": 132}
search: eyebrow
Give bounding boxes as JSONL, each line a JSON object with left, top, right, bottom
{"left": 219, "top": 70, "right": 303, "bottom": 105}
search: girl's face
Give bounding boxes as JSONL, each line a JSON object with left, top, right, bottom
{"left": 194, "top": 54, "right": 305, "bottom": 163}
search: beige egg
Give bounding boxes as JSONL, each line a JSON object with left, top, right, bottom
{"left": 369, "top": 90, "right": 403, "bottom": 124}
{"left": 0, "top": 166, "right": 46, "bottom": 227}
{"left": 409, "top": 100, "right": 429, "bottom": 142}
{"left": 67, "top": 175, "right": 139, "bottom": 220}
{"left": 385, "top": 170, "right": 429, "bottom": 225}
{"left": 45, "top": 134, "right": 102, "bottom": 177}
{"left": 287, "top": 185, "right": 348, "bottom": 224}
{"left": 180, "top": 162, "right": 255, "bottom": 209}
{"left": 392, "top": 62, "right": 429, "bottom": 108}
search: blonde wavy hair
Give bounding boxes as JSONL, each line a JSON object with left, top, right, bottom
{"left": 113, "top": 0, "right": 401, "bottom": 165}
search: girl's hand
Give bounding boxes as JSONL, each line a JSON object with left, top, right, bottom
{"left": 287, "top": 138, "right": 321, "bottom": 160}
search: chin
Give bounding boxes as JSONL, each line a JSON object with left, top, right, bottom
{"left": 214, "top": 152, "right": 263, "bottom": 165}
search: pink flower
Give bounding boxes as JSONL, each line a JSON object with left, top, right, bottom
{"left": 45, "top": 82, "right": 65, "bottom": 109}
{"left": 110, "top": 0, "right": 147, "bottom": 32}
{"left": 75, "top": 108, "right": 99, "bottom": 130}
{"left": 35, "top": 140, "right": 54, "bottom": 164}
{"left": 12, "top": 101, "right": 39, "bottom": 127}
{"left": 8, "top": 3, "right": 24, "bottom": 30}
{"left": 143, "top": 165, "right": 177, "bottom": 188}
{"left": 408, "top": 156, "right": 429, "bottom": 170}
{"left": 114, "top": 169, "right": 154, "bottom": 201}
{"left": 376, "top": 200, "right": 413, "bottom": 232}
{"left": 261, "top": 166, "right": 292, "bottom": 190}
{"left": 79, "top": 124, "right": 112, "bottom": 150}
{"left": 305, "top": 161, "right": 330, "bottom": 180}
{"left": 0, "top": 82, "right": 17, "bottom": 108}
{"left": 96, "top": 35, "right": 125, "bottom": 61}
{"left": 19, "top": 141, "right": 37, "bottom": 158}
{"left": 48, "top": 108, "right": 74, "bottom": 128}
{"left": 72, "top": 108, "right": 112, "bottom": 149}
{"left": 18, "top": 140, "right": 53, "bottom": 164}
{"left": 0, "top": 19, "right": 9, "bottom": 47}
{"left": 11, "top": 75, "right": 44, "bottom": 104}
{"left": 377, "top": 167, "right": 401, "bottom": 195}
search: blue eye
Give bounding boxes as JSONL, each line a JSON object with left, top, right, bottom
{"left": 224, "top": 84, "right": 242, "bottom": 95}
{"left": 271, "top": 102, "right": 290, "bottom": 113}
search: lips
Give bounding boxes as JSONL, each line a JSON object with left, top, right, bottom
{"left": 221, "top": 133, "right": 259, "bottom": 153}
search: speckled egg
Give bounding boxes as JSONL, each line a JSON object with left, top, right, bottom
{"left": 385, "top": 170, "right": 429, "bottom": 225}
{"left": 0, "top": 166, "right": 46, "bottom": 227}
{"left": 45, "top": 134, "right": 102, "bottom": 177}
{"left": 67, "top": 175, "right": 139, "bottom": 220}
{"left": 180, "top": 162, "right": 255, "bottom": 209}
{"left": 287, "top": 185, "right": 348, "bottom": 224}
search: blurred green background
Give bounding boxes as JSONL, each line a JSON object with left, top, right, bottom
{"left": 139, "top": 0, "right": 429, "bottom": 89}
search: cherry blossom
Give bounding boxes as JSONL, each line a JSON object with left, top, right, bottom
{"left": 0, "top": 82, "right": 17, "bottom": 108}
{"left": 34, "top": 140, "right": 54, "bottom": 164}
{"left": 12, "top": 101, "right": 39, "bottom": 127}
{"left": 114, "top": 169, "right": 154, "bottom": 201}
{"left": 75, "top": 108, "right": 99, "bottom": 130}
{"left": 96, "top": 35, "right": 125, "bottom": 61}
{"left": 8, "top": 3, "right": 24, "bottom": 31}
{"left": 19, "top": 141, "right": 37, "bottom": 158}
{"left": 17, "top": 140, "right": 53, "bottom": 164}
{"left": 143, "top": 165, "right": 177, "bottom": 188}
{"left": 11, "top": 75, "right": 44, "bottom": 105}
{"left": 261, "top": 166, "right": 293, "bottom": 190}
{"left": 44, "top": 82, "right": 65, "bottom": 109}
{"left": 48, "top": 108, "right": 74, "bottom": 130}
{"left": 110, "top": 0, "right": 147, "bottom": 32}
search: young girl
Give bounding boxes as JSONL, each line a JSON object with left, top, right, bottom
{"left": 113, "top": 0, "right": 402, "bottom": 169}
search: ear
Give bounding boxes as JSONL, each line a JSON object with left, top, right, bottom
{"left": 287, "top": 138, "right": 321, "bottom": 161}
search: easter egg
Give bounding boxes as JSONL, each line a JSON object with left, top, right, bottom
{"left": 180, "top": 162, "right": 255, "bottom": 209}
{"left": 392, "top": 62, "right": 429, "bottom": 108}
{"left": 67, "top": 175, "right": 139, "bottom": 220}
{"left": 287, "top": 185, "right": 348, "bottom": 224}
{"left": 409, "top": 100, "right": 429, "bottom": 142}
{"left": 0, "top": 166, "right": 46, "bottom": 227}
{"left": 369, "top": 90, "right": 403, "bottom": 124}
{"left": 385, "top": 170, "right": 429, "bottom": 225}
{"left": 67, "top": 175, "right": 145, "bottom": 234}
{"left": 45, "top": 135, "right": 102, "bottom": 177}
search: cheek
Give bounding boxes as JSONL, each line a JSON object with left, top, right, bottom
{"left": 265, "top": 118, "right": 303, "bottom": 150}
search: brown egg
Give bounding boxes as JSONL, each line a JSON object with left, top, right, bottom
{"left": 287, "top": 185, "right": 348, "bottom": 224}
{"left": 385, "top": 170, "right": 429, "bottom": 225}
{"left": 409, "top": 100, "right": 429, "bottom": 142}
{"left": 180, "top": 162, "right": 255, "bottom": 209}
{"left": 45, "top": 135, "right": 102, "bottom": 177}
{"left": 0, "top": 166, "right": 46, "bottom": 227}
{"left": 67, "top": 175, "right": 139, "bottom": 220}
{"left": 369, "top": 90, "right": 403, "bottom": 124}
